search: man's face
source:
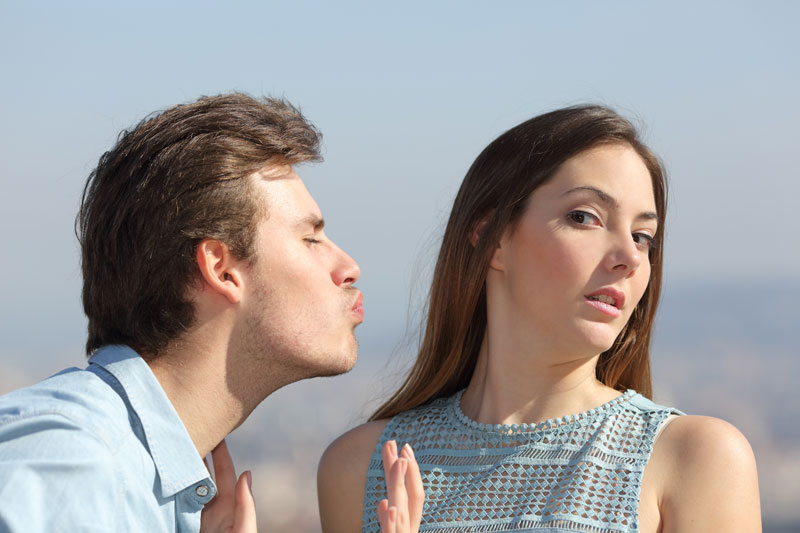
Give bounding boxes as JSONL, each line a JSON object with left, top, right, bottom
{"left": 233, "top": 166, "right": 362, "bottom": 383}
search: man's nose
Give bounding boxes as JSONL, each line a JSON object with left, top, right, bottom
{"left": 331, "top": 246, "right": 360, "bottom": 286}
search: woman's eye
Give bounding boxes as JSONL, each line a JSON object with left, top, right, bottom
{"left": 567, "top": 210, "right": 602, "bottom": 227}
{"left": 633, "top": 233, "right": 655, "bottom": 250}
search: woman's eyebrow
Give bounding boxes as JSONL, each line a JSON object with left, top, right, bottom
{"left": 561, "top": 185, "right": 618, "bottom": 208}
{"left": 561, "top": 186, "right": 657, "bottom": 221}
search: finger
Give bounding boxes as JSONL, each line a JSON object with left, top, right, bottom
{"left": 377, "top": 499, "right": 389, "bottom": 531}
{"left": 384, "top": 506, "right": 398, "bottom": 533}
{"left": 400, "top": 444, "right": 424, "bottom": 529}
{"left": 211, "top": 439, "right": 237, "bottom": 497}
{"left": 387, "top": 458, "right": 409, "bottom": 515}
{"left": 381, "top": 440, "right": 399, "bottom": 483}
{"left": 233, "top": 471, "right": 257, "bottom": 532}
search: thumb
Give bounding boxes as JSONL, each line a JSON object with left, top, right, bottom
{"left": 234, "top": 471, "right": 257, "bottom": 532}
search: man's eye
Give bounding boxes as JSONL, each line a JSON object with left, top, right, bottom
{"left": 567, "top": 210, "right": 602, "bottom": 227}
{"left": 304, "top": 237, "right": 321, "bottom": 246}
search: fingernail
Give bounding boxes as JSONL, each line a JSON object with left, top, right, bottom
{"left": 403, "top": 442, "right": 415, "bottom": 459}
{"left": 246, "top": 471, "right": 252, "bottom": 491}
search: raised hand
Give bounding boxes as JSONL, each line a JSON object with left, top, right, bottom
{"left": 377, "top": 440, "right": 424, "bottom": 533}
{"left": 200, "top": 440, "right": 257, "bottom": 533}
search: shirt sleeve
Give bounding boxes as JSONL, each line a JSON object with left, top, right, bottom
{"left": 0, "top": 411, "right": 118, "bottom": 532}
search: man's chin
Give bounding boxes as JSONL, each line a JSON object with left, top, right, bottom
{"left": 306, "top": 346, "right": 358, "bottom": 379}
{"left": 329, "top": 348, "right": 358, "bottom": 376}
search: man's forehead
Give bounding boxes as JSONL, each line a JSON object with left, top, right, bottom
{"left": 253, "top": 165, "right": 323, "bottom": 225}
{"left": 254, "top": 163, "right": 296, "bottom": 181}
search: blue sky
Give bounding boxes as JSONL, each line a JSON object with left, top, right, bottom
{"left": 1, "top": 1, "right": 798, "bottom": 370}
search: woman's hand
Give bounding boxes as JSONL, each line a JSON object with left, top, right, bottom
{"left": 377, "top": 440, "right": 424, "bottom": 533}
{"left": 200, "top": 440, "right": 257, "bottom": 533}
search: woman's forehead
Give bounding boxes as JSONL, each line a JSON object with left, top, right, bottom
{"left": 534, "top": 144, "right": 656, "bottom": 209}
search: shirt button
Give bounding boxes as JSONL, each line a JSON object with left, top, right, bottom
{"left": 196, "top": 485, "right": 210, "bottom": 497}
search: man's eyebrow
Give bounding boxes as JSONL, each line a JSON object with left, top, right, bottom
{"left": 296, "top": 214, "right": 325, "bottom": 231}
{"left": 562, "top": 186, "right": 658, "bottom": 221}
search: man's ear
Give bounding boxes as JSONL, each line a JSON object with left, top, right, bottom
{"left": 195, "top": 239, "right": 244, "bottom": 304}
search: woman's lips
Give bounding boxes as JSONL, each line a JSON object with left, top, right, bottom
{"left": 584, "top": 287, "right": 625, "bottom": 318}
{"left": 585, "top": 297, "right": 621, "bottom": 317}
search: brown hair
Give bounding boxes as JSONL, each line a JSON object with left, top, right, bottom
{"left": 78, "top": 93, "right": 321, "bottom": 357}
{"left": 372, "top": 105, "right": 667, "bottom": 420}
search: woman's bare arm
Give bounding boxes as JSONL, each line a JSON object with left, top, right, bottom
{"left": 318, "top": 420, "right": 388, "bottom": 532}
{"left": 657, "top": 415, "right": 761, "bottom": 532}
{"left": 319, "top": 419, "right": 425, "bottom": 533}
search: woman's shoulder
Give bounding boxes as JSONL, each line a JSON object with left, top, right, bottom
{"left": 320, "top": 418, "right": 390, "bottom": 476}
{"left": 650, "top": 414, "right": 761, "bottom": 530}
{"left": 625, "top": 391, "right": 682, "bottom": 416}
{"left": 657, "top": 414, "right": 755, "bottom": 459}
{"left": 317, "top": 419, "right": 391, "bottom": 533}
{"left": 319, "top": 394, "right": 453, "bottom": 481}
{"left": 655, "top": 414, "right": 758, "bottom": 487}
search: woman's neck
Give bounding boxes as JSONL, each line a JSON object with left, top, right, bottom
{"left": 460, "top": 330, "right": 620, "bottom": 427}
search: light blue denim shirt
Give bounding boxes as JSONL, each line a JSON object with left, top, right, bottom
{"left": 0, "top": 345, "right": 217, "bottom": 532}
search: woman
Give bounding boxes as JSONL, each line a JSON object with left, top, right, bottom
{"left": 318, "top": 106, "right": 761, "bottom": 532}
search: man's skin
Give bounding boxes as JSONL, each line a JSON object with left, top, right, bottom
{"left": 0, "top": 92, "right": 424, "bottom": 532}
{"left": 140, "top": 164, "right": 422, "bottom": 531}
{"left": 136, "top": 164, "right": 355, "bottom": 528}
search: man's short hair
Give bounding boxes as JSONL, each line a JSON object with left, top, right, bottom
{"left": 78, "top": 93, "right": 321, "bottom": 357}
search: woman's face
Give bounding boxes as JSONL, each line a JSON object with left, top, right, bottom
{"left": 489, "top": 143, "right": 658, "bottom": 357}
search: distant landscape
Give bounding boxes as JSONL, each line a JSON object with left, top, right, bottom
{"left": 1, "top": 281, "right": 798, "bottom": 531}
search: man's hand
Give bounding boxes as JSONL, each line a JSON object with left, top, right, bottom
{"left": 377, "top": 440, "right": 424, "bottom": 533}
{"left": 200, "top": 440, "right": 257, "bottom": 533}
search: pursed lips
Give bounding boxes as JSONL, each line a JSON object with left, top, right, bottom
{"left": 351, "top": 291, "right": 364, "bottom": 321}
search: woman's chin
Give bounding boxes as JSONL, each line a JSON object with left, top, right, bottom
{"left": 573, "top": 322, "right": 623, "bottom": 354}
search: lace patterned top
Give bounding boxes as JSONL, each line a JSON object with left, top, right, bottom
{"left": 362, "top": 390, "right": 681, "bottom": 532}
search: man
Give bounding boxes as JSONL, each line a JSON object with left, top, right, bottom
{"left": 0, "top": 93, "right": 383, "bottom": 531}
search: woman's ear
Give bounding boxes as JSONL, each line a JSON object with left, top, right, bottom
{"left": 469, "top": 214, "right": 492, "bottom": 247}
{"left": 488, "top": 238, "right": 506, "bottom": 271}
{"left": 472, "top": 214, "right": 506, "bottom": 271}
{"left": 195, "top": 239, "right": 244, "bottom": 304}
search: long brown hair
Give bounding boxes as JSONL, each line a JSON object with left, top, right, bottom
{"left": 371, "top": 105, "right": 667, "bottom": 420}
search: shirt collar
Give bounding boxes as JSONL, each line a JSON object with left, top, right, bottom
{"left": 89, "top": 345, "right": 214, "bottom": 499}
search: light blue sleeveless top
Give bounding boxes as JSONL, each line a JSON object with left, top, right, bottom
{"left": 363, "top": 390, "right": 681, "bottom": 532}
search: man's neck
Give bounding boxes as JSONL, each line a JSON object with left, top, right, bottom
{"left": 146, "top": 338, "right": 252, "bottom": 458}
